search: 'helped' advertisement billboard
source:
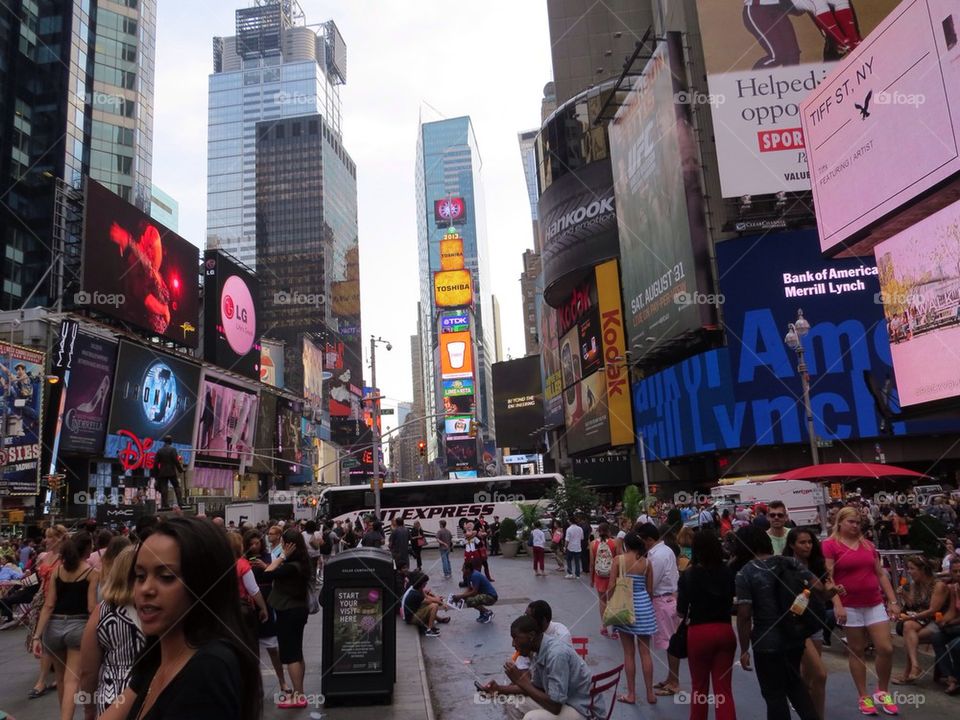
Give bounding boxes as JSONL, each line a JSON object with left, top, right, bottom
{"left": 196, "top": 375, "right": 258, "bottom": 465}
{"left": 203, "top": 250, "right": 260, "bottom": 380}
{"left": 801, "top": 0, "right": 960, "bottom": 256}
{"left": 695, "top": 0, "right": 900, "bottom": 198}
{"left": 492, "top": 356, "right": 544, "bottom": 451}
{"left": 875, "top": 198, "right": 960, "bottom": 406}
{"left": 610, "top": 32, "right": 712, "bottom": 350}
{"left": 105, "top": 341, "right": 201, "bottom": 470}
{"left": 0, "top": 342, "right": 44, "bottom": 495}
{"left": 82, "top": 179, "right": 200, "bottom": 347}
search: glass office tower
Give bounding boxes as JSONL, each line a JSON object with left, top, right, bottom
{"left": 415, "top": 117, "right": 495, "bottom": 467}
{"left": 206, "top": 0, "right": 346, "bottom": 270}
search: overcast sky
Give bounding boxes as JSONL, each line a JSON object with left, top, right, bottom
{"left": 152, "top": 0, "right": 553, "bottom": 408}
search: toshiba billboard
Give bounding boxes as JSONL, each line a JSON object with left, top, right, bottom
{"left": 802, "top": 0, "right": 960, "bottom": 256}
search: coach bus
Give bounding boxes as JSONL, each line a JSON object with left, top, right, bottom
{"left": 316, "top": 474, "right": 563, "bottom": 546}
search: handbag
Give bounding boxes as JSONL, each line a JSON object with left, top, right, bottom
{"left": 667, "top": 615, "right": 689, "bottom": 659}
{"left": 602, "top": 555, "right": 635, "bottom": 627}
{"left": 307, "top": 579, "right": 321, "bottom": 615}
{"left": 416, "top": 536, "right": 426, "bottom": 548}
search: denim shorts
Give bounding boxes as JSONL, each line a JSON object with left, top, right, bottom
{"left": 44, "top": 614, "right": 87, "bottom": 652}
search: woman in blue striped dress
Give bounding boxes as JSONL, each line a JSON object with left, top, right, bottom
{"left": 611, "top": 531, "right": 657, "bottom": 705}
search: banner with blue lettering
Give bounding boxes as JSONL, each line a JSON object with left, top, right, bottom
{"left": 633, "top": 231, "right": 952, "bottom": 460}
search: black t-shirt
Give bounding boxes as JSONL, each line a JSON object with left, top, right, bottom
{"left": 678, "top": 565, "right": 735, "bottom": 625}
{"left": 128, "top": 640, "right": 241, "bottom": 719}
{"left": 735, "top": 557, "right": 815, "bottom": 652}
{"left": 403, "top": 588, "right": 425, "bottom": 622}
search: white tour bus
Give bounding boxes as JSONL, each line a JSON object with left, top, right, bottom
{"left": 316, "top": 474, "right": 563, "bottom": 546}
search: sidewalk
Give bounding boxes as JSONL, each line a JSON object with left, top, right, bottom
{"left": 0, "top": 602, "right": 434, "bottom": 720}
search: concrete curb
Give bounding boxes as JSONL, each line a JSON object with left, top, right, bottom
{"left": 414, "top": 626, "right": 436, "bottom": 720}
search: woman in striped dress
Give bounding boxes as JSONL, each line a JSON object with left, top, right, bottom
{"left": 78, "top": 545, "right": 145, "bottom": 718}
{"left": 610, "top": 531, "right": 657, "bottom": 705}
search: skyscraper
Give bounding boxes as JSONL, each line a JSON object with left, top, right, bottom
{"left": 207, "top": 0, "right": 346, "bottom": 270}
{"left": 0, "top": 0, "right": 157, "bottom": 310}
{"left": 518, "top": 128, "right": 543, "bottom": 356}
{"left": 415, "top": 117, "right": 494, "bottom": 473}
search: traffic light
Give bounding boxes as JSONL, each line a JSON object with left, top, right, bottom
{"left": 417, "top": 440, "right": 426, "bottom": 457}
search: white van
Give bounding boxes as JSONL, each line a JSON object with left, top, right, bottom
{"left": 710, "top": 479, "right": 825, "bottom": 527}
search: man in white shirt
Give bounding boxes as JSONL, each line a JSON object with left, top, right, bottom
{"left": 563, "top": 522, "right": 584, "bottom": 578}
{"left": 531, "top": 525, "right": 546, "bottom": 577}
{"left": 527, "top": 600, "right": 573, "bottom": 646}
{"left": 637, "top": 522, "right": 682, "bottom": 696}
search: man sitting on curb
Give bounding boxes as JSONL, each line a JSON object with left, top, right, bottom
{"left": 453, "top": 559, "right": 497, "bottom": 623}
{"left": 401, "top": 571, "right": 449, "bottom": 637}
{"left": 482, "top": 614, "right": 599, "bottom": 720}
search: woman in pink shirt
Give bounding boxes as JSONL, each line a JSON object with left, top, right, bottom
{"left": 823, "top": 507, "right": 900, "bottom": 717}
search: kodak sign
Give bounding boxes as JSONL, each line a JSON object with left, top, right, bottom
{"left": 595, "top": 259, "right": 634, "bottom": 446}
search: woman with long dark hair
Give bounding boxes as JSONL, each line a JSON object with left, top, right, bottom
{"left": 678, "top": 529, "right": 736, "bottom": 720}
{"left": 892, "top": 555, "right": 948, "bottom": 684}
{"left": 98, "top": 516, "right": 262, "bottom": 720}
{"left": 784, "top": 527, "right": 829, "bottom": 720}
{"left": 243, "top": 529, "right": 289, "bottom": 696}
{"left": 262, "top": 527, "right": 311, "bottom": 709}
{"left": 32, "top": 531, "right": 98, "bottom": 720}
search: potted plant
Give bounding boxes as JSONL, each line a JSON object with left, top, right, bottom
{"left": 499, "top": 517, "right": 520, "bottom": 558}
{"left": 517, "top": 502, "right": 545, "bottom": 554}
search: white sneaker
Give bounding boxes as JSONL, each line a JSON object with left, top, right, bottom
{"left": 564, "top": 573, "right": 574, "bottom": 579}
{"left": 0, "top": 619, "right": 18, "bottom": 630}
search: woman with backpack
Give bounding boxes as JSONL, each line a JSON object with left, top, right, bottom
{"left": 591, "top": 522, "right": 618, "bottom": 639}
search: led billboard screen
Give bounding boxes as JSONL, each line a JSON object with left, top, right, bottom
{"left": 203, "top": 250, "right": 260, "bottom": 380}
{"left": 302, "top": 336, "right": 324, "bottom": 413}
{"left": 260, "top": 338, "right": 284, "bottom": 388}
{"left": 439, "top": 331, "right": 474, "bottom": 379}
{"left": 196, "top": 375, "right": 258, "bottom": 465}
{"left": 434, "top": 269, "right": 473, "bottom": 309}
{"left": 802, "top": 0, "right": 960, "bottom": 255}
{"left": 445, "top": 435, "right": 478, "bottom": 472}
{"left": 83, "top": 179, "right": 200, "bottom": 347}
{"left": 492, "top": 356, "right": 543, "bottom": 450}
{"left": 0, "top": 342, "right": 44, "bottom": 495}
{"left": 434, "top": 197, "right": 467, "bottom": 226}
{"left": 875, "top": 198, "right": 960, "bottom": 406}
{"left": 694, "top": 0, "right": 899, "bottom": 197}
{"left": 440, "top": 233, "right": 465, "bottom": 270}
{"left": 105, "top": 341, "right": 201, "bottom": 470}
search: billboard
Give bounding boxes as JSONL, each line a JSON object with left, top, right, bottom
{"left": 442, "top": 393, "right": 475, "bottom": 416}
{"left": 434, "top": 197, "right": 467, "bottom": 226}
{"left": 325, "top": 335, "right": 362, "bottom": 420}
{"left": 0, "top": 342, "right": 44, "bottom": 495}
{"left": 875, "top": 199, "right": 960, "bottom": 406}
{"left": 105, "top": 341, "right": 201, "bottom": 470}
{"left": 595, "top": 260, "right": 633, "bottom": 446}
{"left": 440, "top": 310, "right": 469, "bottom": 334}
{"left": 302, "top": 336, "right": 323, "bottom": 413}
{"left": 492, "top": 356, "right": 544, "bottom": 450}
{"left": 564, "top": 371, "right": 609, "bottom": 455}
{"left": 434, "top": 269, "right": 473, "bottom": 309}
{"left": 58, "top": 333, "right": 117, "bottom": 455}
{"left": 82, "top": 179, "right": 200, "bottom": 347}
{"left": 442, "top": 378, "right": 474, "bottom": 397}
{"left": 802, "top": 0, "right": 960, "bottom": 255}
{"left": 439, "top": 331, "right": 473, "bottom": 379}
{"left": 439, "top": 231, "right": 465, "bottom": 270}
{"left": 196, "top": 375, "right": 258, "bottom": 465}
{"left": 631, "top": 229, "right": 956, "bottom": 460}
{"left": 540, "top": 302, "right": 564, "bottom": 428}
{"left": 260, "top": 338, "right": 284, "bottom": 388}
{"left": 539, "top": 160, "right": 618, "bottom": 303}
{"left": 203, "top": 250, "right": 260, "bottom": 380}
{"left": 695, "top": 0, "right": 900, "bottom": 197}
{"left": 445, "top": 435, "right": 478, "bottom": 472}
{"left": 610, "top": 33, "right": 712, "bottom": 348}
{"left": 276, "top": 396, "right": 304, "bottom": 474}
{"left": 444, "top": 416, "right": 475, "bottom": 435}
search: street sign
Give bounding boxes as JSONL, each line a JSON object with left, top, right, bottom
{"left": 380, "top": 408, "right": 395, "bottom": 416}
{"left": 342, "top": 458, "right": 360, "bottom": 468}
{"left": 503, "top": 453, "right": 539, "bottom": 464}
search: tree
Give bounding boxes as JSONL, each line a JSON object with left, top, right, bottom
{"left": 517, "top": 502, "right": 545, "bottom": 541}
{"left": 547, "top": 476, "right": 601, "bottom": 524}
{"left": 622, "top": 485, "right": 642, "bottom": 522}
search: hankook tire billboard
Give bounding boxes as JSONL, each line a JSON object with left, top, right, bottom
{"left": 539, "top": 160, "right": 619, "bottom": 305}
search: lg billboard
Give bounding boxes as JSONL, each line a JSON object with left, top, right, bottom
{"left": 82, "top": 179, "right": 200, "bottom": 347}
{"left": 203, "top": 250, "right": 260, "bottom": 380}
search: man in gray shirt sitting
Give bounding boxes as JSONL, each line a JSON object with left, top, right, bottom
{"left": 482, "top": 614, "right": 600, "bottom": 719}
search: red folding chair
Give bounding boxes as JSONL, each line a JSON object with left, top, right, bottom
{"left": 571, "top": 636, "right": 589, "bottom": 658}
{"left": 588, "top": 664, "right": 624, "bottom": 720}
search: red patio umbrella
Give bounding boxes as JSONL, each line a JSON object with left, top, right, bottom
{"left": 769, "top": 462, "right": 927, "bottom": 482}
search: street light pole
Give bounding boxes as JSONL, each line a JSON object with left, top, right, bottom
{"left": 785, "top": 309, "right": 827, "bottom": 529}
{"left": 369, "top": 335, "right": 392, "bottom": 517}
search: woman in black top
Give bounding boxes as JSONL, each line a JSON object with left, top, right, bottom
{"left": 677, "top": 529, "right": 736, "bottom": 720}
{"left": 410, "top": 521, "right": 425, "bottom": 570}
{"left": 243, "top": 529, "right": 289, "bottom": 696}
{"left": 99, "top": 517, "right": 261, "bottom": 720}
{"left": 262, "top": 528, "right": 311, "bottom": 709}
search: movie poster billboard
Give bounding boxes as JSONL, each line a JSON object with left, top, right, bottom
{"left": 302, "top": 336, "right": 324, "bottom": 414}
{"left": 105, "top": 341, "right": 201, "bottom": 470}
{"left": 695, "top": 0, "right": 900, "bottom": 197}
{"left": 492, "top": 356, "right": 543, "bottom": 450}
{"left": 325, "top": 334, "right": 362, "bottom": 421}
{"left": 58, "top": 333, "right": 117, "bottom": 455}
{"left": 609, "top": 33, "right": 712, "bottom": 348}
{"left": 0, "top": 342, "right": 44, "bottom": 495}
{"left": 203, "top": 250, "right": 260, "bottom": 380}
{"left": 875, "top": 199, "right": 960, "bottom": 406}
{"left": 564, "top": 371, "right": 609, "bottom": 455}
{"left": 445, "top": 435, "right": 478, "bottom": 473}
{"left": 539, "top": 302, "right": 564, "bottom": 428}
{"left": 82, "top": 179, "right": 200, "bottom": 347}
{"left": 276, "top": 397, "right": 304, "bottom": 475}
{"left": 195, "top": 375, "right": 258, "bottom": 465}
{"left": 801, "top": 0, "right": 960, "bottom": 255}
